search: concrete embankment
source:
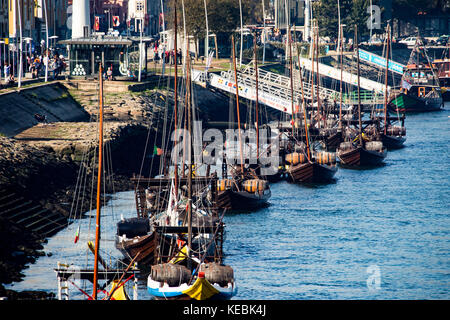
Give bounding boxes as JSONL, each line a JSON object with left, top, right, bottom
{"left": 0, "top": 82, "right": 90, "bottom": 138}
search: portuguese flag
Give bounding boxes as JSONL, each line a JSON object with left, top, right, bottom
{"left": 74, "top": 226, "right": 80, "bottom": 244}
{"left": 153, "top": 146, "right": 163, "bottom": 156}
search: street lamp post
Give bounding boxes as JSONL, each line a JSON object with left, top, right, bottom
{"left": 160, "top": 0, "right": 166, "bottom": 76}
{"left": 239, "top": 0, "right": 243, "bottom": 66}
{"left": 0, "top": 40, "right": 3, "bottom": 79}
{"left": 138, "top": 18, "right": 143, "bottom": 82}
{"left": 337, "top": 0, "right": 341, "bottom": 53}
{"left": 284, "top": 0, "right": 288, "bottom": 62}
{"left": 262, "top": 0, "right": 266, "bottom": 64}
{"left": 17, "top": 0, "right": 23, "bottom": 88}
{"left": 203, "top": 0, "right": 209, "bottom": 61}
{"left": 43, "top": 0, "right": 49, "bottom": 82}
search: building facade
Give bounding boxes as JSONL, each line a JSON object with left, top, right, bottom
{"left": 5, "top": 0, "right": 68, "bottom": 43}
{"left": 0, "top": 0, "right": 8, "bottom": 39}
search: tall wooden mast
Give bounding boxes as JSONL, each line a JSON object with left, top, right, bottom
{"left": 355, "top": 25, "right": 363, "bottom": 147}
{"left": 254, "top": 33, "right": 260, "bottom": 158}
{"left": 92, "top": 62, "right": 104, "bottom": 300}
{"left": 173, "top": 0, "right": 179, "bottom": 195}
{"left": 231, "top": 35, "right": 244, "bottom": 173}
{"left": 339, "top": 24, "right": 344, "bottom": 130}
{"left": 186, "top": 46, "right": 193, "bottom": 270}
{"left": 383, "top": 25, "right": 390, "bottom": 135}
{"left": 294, "top": 31, "right": 310, "bottom": 161}
{"left": 315, "top": 21, "right": 321, "bottom": 128}
{"left": 288, "top": 24, "right": 295, "bottom": 135}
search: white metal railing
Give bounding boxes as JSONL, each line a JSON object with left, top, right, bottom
{"left": 217, "top": 63, "right": 340, "bottom": 108}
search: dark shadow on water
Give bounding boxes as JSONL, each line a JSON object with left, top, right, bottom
{"left": 225, "top": 202, "right": 271, "bottom": 216}
{"left": 338, "top": 162, "right": 387, "bottom": 171}
{"left": 284, "top": 177, "right": 338, "bottom": 189}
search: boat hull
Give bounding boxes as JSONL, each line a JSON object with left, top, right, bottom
{"left": 287, "top": 161, "right": 337, "bottom": 183}
{"left": 263, "top": 168, "right": 286, "bottom": 182}
{"left": 147, "top": 277, "right": 236, "bottom": 300}
{"left": 388, "top": 92, "right": 443, "bottom": 113}
{"left": 337, "top": 146, "right": 387, "bottom": 167}
{"left": 381, "top": 134, "right": 406, "bottom": 150}
{"left": 217, "top": 188, "right": 271, "bottom": 211}
{"left": 115, "top": 232, "right": 158, "bottom": 266}
{"left": 442, "top": 89, "right": 450, "bottom": 102}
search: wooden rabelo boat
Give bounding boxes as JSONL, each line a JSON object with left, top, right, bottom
{"left": 378, "top": 25, "right": 406, "bottom": 150}
{"left": 285, "top": 22, "right": 337, "bottom": 183}
{"left": 118, "top": 5, "right": 237, "bottom": 300}
{"left": 215, "top": 34, "right": 271, "bottom": 211}
{"left": 147, "top": 8, "right": 236, "bottom": 299}
{"left": 337, "top": 26, "right": 387, "bottom": 167}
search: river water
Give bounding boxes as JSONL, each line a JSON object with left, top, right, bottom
{"left": 6, "top": 103, "right": 450, "bottom": 300}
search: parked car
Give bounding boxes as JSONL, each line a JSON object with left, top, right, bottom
{"left": 399, "top": 36, "right": 418, "bottom": 47}
{"left": 436, "top": 35, "right": 449, "bottom": 46}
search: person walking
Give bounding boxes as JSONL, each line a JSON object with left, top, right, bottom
{"left": 178, "top": 48, "right": 182, "bottom": 65}
{"left": 4, "top": 62, "right": 10, "bottom": 84}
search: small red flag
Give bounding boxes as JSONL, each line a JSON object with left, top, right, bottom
{"left": 94, "top": 16, "right": 100, "bottom": 31}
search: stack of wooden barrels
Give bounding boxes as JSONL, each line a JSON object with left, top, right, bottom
{"left": 314, "top": 151, "right": 337, "bottom": 165}
{"left": 365, "top": 141, "right": 384, "bottom": 151}
{"left": 242, "top": 179, "right": 267, "bottom": 193}
{"left": 386, "top": 126, "right": 406, "bottom": 136}
{"left": 285, "top": 152, "right": 308, "bottom": 165}
{"left": 217, "top": 179, "right": 234, "bottom": 191}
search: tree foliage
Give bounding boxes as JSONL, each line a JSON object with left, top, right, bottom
{"left": 166, "top": 0, "right": 267, "bottom": 40}
{"left": 312, "top": 0, "right": 353, "bottom": 39}
{"left": 313, "top": 0, "right": 450, "bottom": 40}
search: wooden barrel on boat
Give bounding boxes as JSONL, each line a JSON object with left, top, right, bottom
{"left": 285, "top": 152, "right": 307, "bottom": 165}
{"left": 217, "top": 179, "right": 233, "bottom": 191}
{"left": 199, "top": 263, "right": 234, "bottom": 287}
{"left": 315, "top": 151, "right": 336, "bottom": 165}
{"left": 387, "top": 126, "right": 406, "bottom": 136}
{"left": 365, "top": 141, "right": 383, "bottom": 151}
{"left": 339, "top": 142, "right": 353, "bottom": 150}
{"left": 151, "top": 263, "right": 191, "bottom": 287}
{"left": 242, "top": 179, "right": 267, "bottom": 193}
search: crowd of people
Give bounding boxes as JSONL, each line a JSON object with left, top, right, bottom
{"left": 1, "top": 50, "right": 66, "bottom": 87}
{"left": 153, "top": 41, "right": 183, "bottom": 65}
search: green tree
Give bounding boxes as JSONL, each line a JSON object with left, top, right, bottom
{"left": 349, "top": 0, "right": 370, "bottom": 37}
{"left": 313, "top": 0, "right": 353, "bottom": 39}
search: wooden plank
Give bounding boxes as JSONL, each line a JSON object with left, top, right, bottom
{"left": 131, "top": 176, "right": 216, "bottom": 187}
{"left": 155, "top": 225, "right": 221, "bottom": 234}
{"left": 54, "top": 268, "right": 137, "bottom": 282}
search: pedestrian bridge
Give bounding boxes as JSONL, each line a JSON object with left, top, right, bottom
{"left": 205, "top": 61, "right": 386, "bottom": 115}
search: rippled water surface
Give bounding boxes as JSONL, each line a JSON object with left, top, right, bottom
{"left": 6, "top": 103, "right": 450, "bottom": 299}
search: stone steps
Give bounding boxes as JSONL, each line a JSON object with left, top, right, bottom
{"left": 0, "top": 189, "right": 68, "bottom": 238}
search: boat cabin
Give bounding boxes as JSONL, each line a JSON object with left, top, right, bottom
{"left": 404, "top": 64, "right": 439, "bottom": 86}
{"left": 433, "top": 59, "right": 450, "bottom": 87}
